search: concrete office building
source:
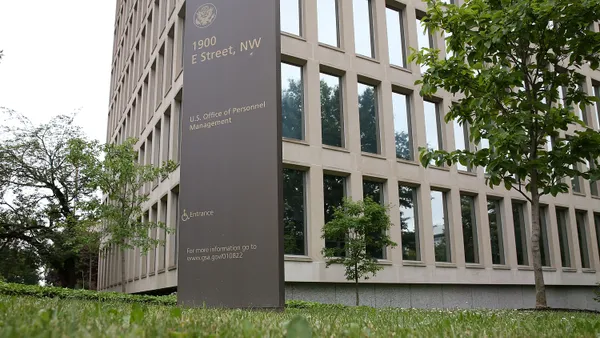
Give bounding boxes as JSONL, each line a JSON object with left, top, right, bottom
{"left": 99, "top": 0, "right": 600, "bottom": 310}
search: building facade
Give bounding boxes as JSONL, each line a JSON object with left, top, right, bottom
{"left": 99, "top": 0, "right": 600, "bottom": 310}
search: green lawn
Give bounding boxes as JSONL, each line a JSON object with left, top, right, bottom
{"left": 1, "top": 296, "right": 599, "bottom": 337}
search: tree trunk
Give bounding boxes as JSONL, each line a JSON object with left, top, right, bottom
{"left": 530, "top": 178, "right": 548, "bottom": 309}
{"left": 355, "top": 263, "right": 359, "bottom": 306}
{"left": 121, "top": 247, "right": 127, "bottom": 293}
{"left": 56, "top": 257, "right": 77, "bottom": 288}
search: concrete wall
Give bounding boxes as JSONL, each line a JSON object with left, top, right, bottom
{"left": 286, "top": 283, "right": 600, "bottom": 311}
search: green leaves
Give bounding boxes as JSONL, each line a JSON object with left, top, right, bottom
{"left": 410, "top": 0, "right": 600, "bottom": 201}
{"left": 87, "top": 137, "right": 177, "bottom": 290}
{"left": 321, "top": 197, "right": 397, "bottom": 303}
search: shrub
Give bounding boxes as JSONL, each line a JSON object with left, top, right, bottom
{"left": 0, "top": 282, "right": 176, "bottom": 306}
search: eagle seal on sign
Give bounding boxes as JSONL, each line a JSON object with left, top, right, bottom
{"left": 194, "top": 3, "right": 217, "bottom": 29}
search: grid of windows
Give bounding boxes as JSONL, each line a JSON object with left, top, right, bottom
{"left": 100, "top": 0, "right": 600, "bottom": 292}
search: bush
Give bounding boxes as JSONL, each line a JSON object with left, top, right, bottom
{"left": 285, "top": 299, "right": 347, "bottom": 310}
{"left": 0, "top": 282, "right": 176, "bottom": 306}
{"left": 0, "top": 282, "right": 349, "bottom": 309}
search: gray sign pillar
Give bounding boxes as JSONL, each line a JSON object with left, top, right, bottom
{"left": 177, "top": 0, "right": 283, "bottom": 309}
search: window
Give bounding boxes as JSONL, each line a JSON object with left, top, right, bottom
{"left": 353, "top": 0, "right": 375, "bottom": 58}
{"left": 159, "top": 196, "right": 167, "bottom": 271}
{"left": 539, "top": 206, "right": 551, "bottom": 267}
{"left": 358, "top": 82, "right": 380, "bottom": 154}
{"left": 512, "top": 201, "right": 529, "bottom": 266}
{"left": 594, "top": 85, "right": 600, "bottom": 129}
{"left": 460, "top": 194, "right": 479, "bottom": 264}
{"left": 281, "top": 62, "right": 304, "bottom": 140}
{"left": 589, "top": 157, "right": 599, "bottom": 196}
{"left": 576, "top": 211, "right": 591, "bottom": 269}
{"left": 423, "top": 100, "right": 442, "bottom": 157}
{"left": 168, "top": 186, "right": 179, "bottom": 268}
{"left": 321, "top": 72, "right": 344, "bottom": 147}
{"left": 392, "top": 91, "right": 413, "bottom": 160}
{"left": 444, "top": 30, "right": 453, "bottom": 59}
{"left": 487, "top": 199, "right": 505, "bottom": 265}
{"left": 399, "top": 185, "right": 419, "bottom": 261}
{"left": 324, "top": 174, "right": 346, "bottom": 254}
{"left": 317, "top": 0, "right": 340, "bottom": 47}
{"left": 283, "top": 168, "right": 306, "bottom": 255}
{"left": 454, "top": 120, "right": 470, "bottom": 171}
{"left": 431, "top": 190, "right": 451, "bottom": 262}
{"left": 415, "top": 17, "right": 432, "bottom": 73}
{"left": 281, "top": 0, "right": 301, "bottom": 36}
{"left": 386, "top": 6, "right": 406, "bottom": 67}
{"left": 595, "top": 213, "right": 600, "bottom": 262}
{"left": 572, "top": 167, "right": 583, "bottom": 194}
{"left": 556, "top": 208, "right": 572, "bottom": 268}
{"left": 363, "top": 180, "right": 384, "bottom": 259}
{"left": 575, "top": 81, "right": 587, "bottom": 124}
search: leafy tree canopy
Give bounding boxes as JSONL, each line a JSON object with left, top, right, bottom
{"left": 321, "top": 197, "right": 396, "bottom": 306}
{"left": 410, "top": 0, "right": 600, "bottom": 308}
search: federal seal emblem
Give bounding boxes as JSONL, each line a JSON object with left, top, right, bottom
{"left": 194, "top": 3, "right": 217, "bottom": 29}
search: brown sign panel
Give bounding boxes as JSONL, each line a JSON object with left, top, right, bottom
{"left": 177, "top": 0, "right": 283, "bottom": 309}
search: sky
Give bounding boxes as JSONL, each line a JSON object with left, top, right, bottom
{"left": 0, "top": 0, "right": 117, "bottom": 143}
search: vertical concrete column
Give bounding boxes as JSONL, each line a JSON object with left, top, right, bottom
{"left": 308, "top": 166, "right": 325, "bottom": 260}
{"left": 339, "top": 0, "right": 355, "bottom": 55}
{"left": 502, "top": 197, "right": 518, "bottom": 268}
{"left": 387, "top": 178, "right": 403, "bottom": 264}
{"left": 404, "top": 2, "right": 420, "bottom": 74}
{"left": 372, "top": 0, "right": 389, "bottom": 65}
{"left": 476, "top": 193, "right": 493, "bottom": 267}
{"left": 419, "top": 184, "right": 435, "bottom": 265}
{"left": 305, "top": 59, "right": 322, "bottom": 145}
{"left": 157, "top": 198, "right": 166, "bottom": 272}
{"left": 450, "top": 188, "right": 465, "bottom": 266}
{"left": 547, "top": 203, "right": 562, "bottom": 269}
{"left": 303, "top": 0, "right": 318, "bottom": 43}
{"left": 585, "top": 211, "right": 599, "bottom": 271}
{"left": 380, "top": 84, "right": 396, "bottom": 164}
{"left": 523, "top": 202, "right": 534, "bottom": 267}
{"left": 568, "top": 207, "right": 583, "bottom": 271}
{"left": 344, "top": 70, "right": 361, "bottom": 154}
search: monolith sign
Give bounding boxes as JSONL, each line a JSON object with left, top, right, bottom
{"left": 177, "top": 0, "right": 283, "bottom": 309}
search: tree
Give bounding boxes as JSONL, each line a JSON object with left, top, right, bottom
{"left": 321, "top": 197, "right": 397, "bottom": 306}
{"left": 410, "top": 0, "right": 600, "bottom": 308}
{"left": 0, "top": 109, "right": 100, "bottom": 288}
{"left": 0, "top": 242, "right": 40, "bottom": 285}
{"left": 86, "top": 138, "right": 176, "bottom": 292}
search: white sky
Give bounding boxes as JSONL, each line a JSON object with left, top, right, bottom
{"left": 0, "top": 0, "right": 117, "bottom": 143}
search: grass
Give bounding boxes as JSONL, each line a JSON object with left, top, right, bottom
{"left": 1, "top": 295, "right": 600, "bottom": 337}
